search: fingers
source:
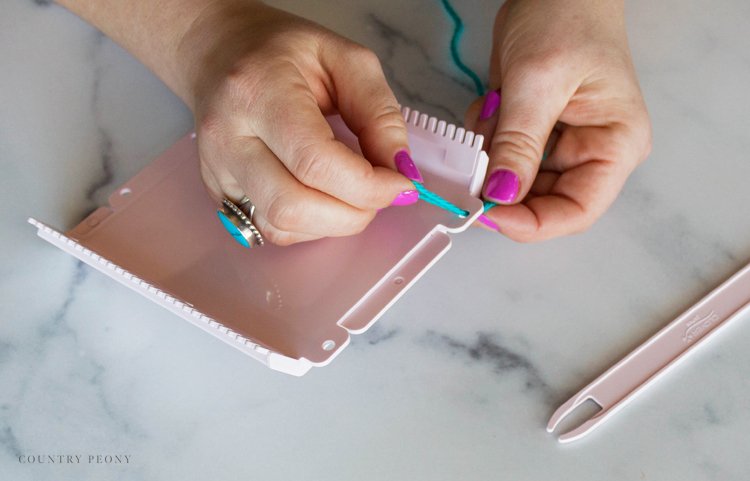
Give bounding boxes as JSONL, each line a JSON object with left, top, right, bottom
{"left": 484, "top": 162, "right": 624, "bottom": 242}
{"left": 250, "top": 213, "right": 324, "bottom": 246}
{"left": 482, "top": 69, "right": 572, "bottom": 206}
{"left": 199, "top": 135, "right": 379, "bottom": 246}
{"left": 465, "top": 90, "right": 501, "bottom": 153}
{"left": 200, "top": 158, "right": 323, "bottom": 245}
{"left": 468, "top": 0, "right": 651, "bottom": 242}
{"left": 322, "top": 44, "right": 414, "bottom": 175}
{"left": 482, "top": 124, "right": 644, "bottom": 242}
{"left": 250, "top": 65, "right": 412, "bottom": 211}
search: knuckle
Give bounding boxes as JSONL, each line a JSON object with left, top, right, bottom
{"left": 223, "top": 65, "right": 250, "bottom": 93}
{"left": 519, "top": 56, "right": 558, "bottom": 80}
{"left": 514, "top": 225, "right": 548, "bottom": 243}
{"left": 261, "top": 226, "right": 296, "bottom": 246}
{"left": 587, "top": 44, "right": 627, "bottom": 71}
{"left": 639, "top": 118, "right": 654, "bottom": 164}
{"left": 349, "top": 45, "right": 382, "bottom": 71}
{"left": 337, "top": 211, "right": 374, "bottom": 237}
{"left": 222, "top": 61, "right": 265, "bottom": 96}
{"left": 513, "top": 233, "right": 537, "bottom": 244}
{"left": 621, "top": 111, "right": 653, "bottom": 167}
{"left": 265, "top": 230, "right": 297, "bottom": 247}
{"left": 207, "top": 60, "right": 275, "bottom": 117}
{"left": 357, "top": 168, "right": 391, "bottom": 208}
{"left": 351, "top": 211, "right": 376, "bottom": 234}
{"left": 573, "top": 211, "right": 598, "bottom": 235}
{"left": 197, "top": 112, "right": 226, "bottom": 141}
{"left": 370, "top": 104, "right": 405, "bottom": 131}
{"left": 261, "top": 227, "right": 284, "bottom": 245}
{"left": 291, "top": 142, "right": 334, "bottom": 187}
{"left": 513, "top": 50, "right": 567, "bottom": 84}
{"left": 490, "top": 128, "right": 545, "bottom": 163}
{"left": 265, "top": 192, "right": 304, "bottom": 232}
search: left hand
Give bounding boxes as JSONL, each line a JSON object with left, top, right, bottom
{"left": 465, "top": 0, "right": 652, "bottom": 241}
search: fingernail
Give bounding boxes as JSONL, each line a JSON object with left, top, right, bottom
{"left": 395, "top": 150, "right": 423, "bottom": 182}
{"left": 479, "top": 90, "right": 501, "bottom": 120}
{"left": 485, "top": 169, "right": 520, "bottom": 203}
{"left": 478, "top": 214, "right": 500, "bottom": 231}
{"left": 390, "top": 189, "right": 419, "bottom": 206}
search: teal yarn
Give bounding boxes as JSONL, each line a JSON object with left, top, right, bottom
{"left": 412, "top": 181, "right": 470, "bottom": 217}
{"left": 440, "top": 0, "right": 490, "bottom": 211}
{"left": 413, "top": 1, "right": 492, "bottom": 216}
{"left": 440, "top": 1, "right": 490, "bottom": 211}
{"left": 440, "top": 0, "right": 485, "bottom": 97}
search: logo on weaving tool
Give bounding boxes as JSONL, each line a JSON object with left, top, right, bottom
{"left": 682, "top": 310, "right": 720, "bottom": 343}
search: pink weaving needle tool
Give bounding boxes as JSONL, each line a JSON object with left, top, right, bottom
{"left": 548, "top": 260, "right": 750, "bottom": 443}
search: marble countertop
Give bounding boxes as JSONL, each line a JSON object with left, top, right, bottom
{"left": 3, "top": 0, "right": 750, "bottom": 479}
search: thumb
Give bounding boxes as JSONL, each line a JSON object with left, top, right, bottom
{"left": 483, "top": 74, "right": 569, "bottom": 204}
{"left": 323, "top": 44, "right": 420, "bottom": 182}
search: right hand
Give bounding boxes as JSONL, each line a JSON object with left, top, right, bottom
{"left": 178, "top": 2, "right": 418, "bottom": 245}
{"left": 464, "top": 0, "right": 651, "bottom": 241}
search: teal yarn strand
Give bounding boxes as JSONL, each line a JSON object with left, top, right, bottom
{"left": 440, "top": 0, "right": 485, "bottom": 97}
{"left": 412, "top": 181, "right": 470, "bottom": 218}
{"left": 440, "top": 0, "right": 491, "bottom": 211}
{"left": 408, "top": 1, "right": 491, "bottom": 217}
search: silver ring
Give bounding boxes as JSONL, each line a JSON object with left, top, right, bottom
{"left": 218, "top": 197, "right": 265, "bottom": 248}
{"left": 238, "top": 195, "right": 253, "bottom": 210}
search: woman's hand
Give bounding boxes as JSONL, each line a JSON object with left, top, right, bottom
{"left": 57, "top": 0, "right": 419, "bottom": 246}
{"left": 465, "top": 0, "right": 652, "bottom": 241}
{"left": 179, "top": 2, "right": 417, "bottom": 245}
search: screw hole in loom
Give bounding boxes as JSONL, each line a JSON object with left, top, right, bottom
{"left": 322, "top": 340, "right": 336, "bottom": 351}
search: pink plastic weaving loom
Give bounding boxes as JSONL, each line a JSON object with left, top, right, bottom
{"left": 29, "top": 108, "right": 488, "bottom": 376}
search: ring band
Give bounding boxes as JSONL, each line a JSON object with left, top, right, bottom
{"left": 217, "top": 197, "right": 265, "bottom": 248}
{"left": 238, "top": 195, "right": 252, "bottom": 210}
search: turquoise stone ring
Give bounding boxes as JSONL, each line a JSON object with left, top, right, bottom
{"left": 217, "top": 198, "right": 264, "bottom": 248}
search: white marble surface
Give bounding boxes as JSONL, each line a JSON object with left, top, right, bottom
{"left": 2, "top": 0, "right": 750, "bottom": 479}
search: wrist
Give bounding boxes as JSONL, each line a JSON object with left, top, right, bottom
{"left": 174, "top": 0, "right": 269, "bottom": 112}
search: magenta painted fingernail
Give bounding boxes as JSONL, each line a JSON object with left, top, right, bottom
{"left": 479, "top": 90, "right": 501, "bottom": 120}
{"left": 390, "top": 190, "right": 419, "bottom": 206}
{"left": 395, "top": 150, "right": 423, "bottom": 182}
{"left": 485, "top": 169, "right": 520, "bottom": 203}
{"left": 478, "top": 214, "right": 500, "bottom": 231}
